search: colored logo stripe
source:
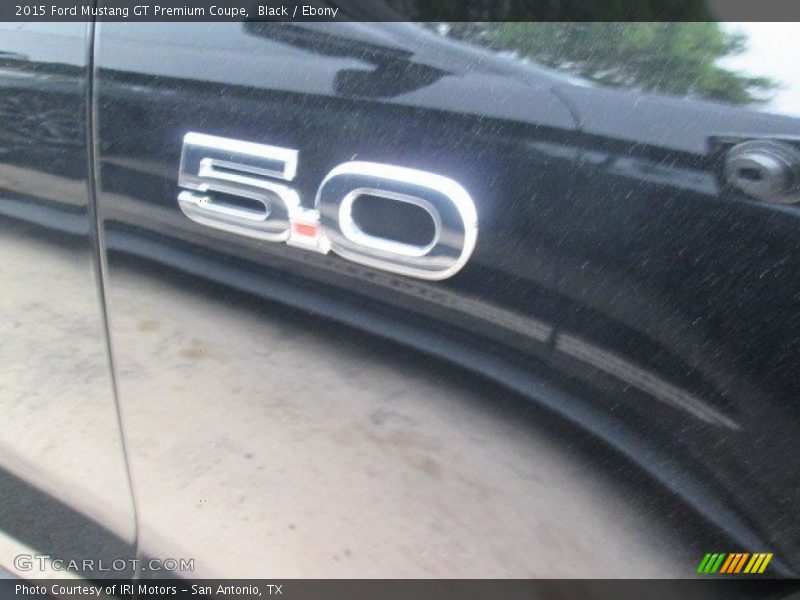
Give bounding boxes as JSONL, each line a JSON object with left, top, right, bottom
{"left": 698, "top": 553, "right": 773, "bottom": 574}
{"left": 720, "top": 553, "right": 749, "bottom": 573}
{"left": 697, "top": 554, "right": 712, "bottom": 573}
{"left": 697, "top": 553, "right": 726, "bottom": 573}
{"left": 719, "top": 554, "right": 736, "bottom": 573}
{"left": 744, "top": 553, "right": 773, "bottom": 574}
{"left": 733, "top": 553, "right": 750, "bottom": 573}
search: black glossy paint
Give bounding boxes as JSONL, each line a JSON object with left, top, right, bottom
{"left": 90, "top": 23, "right": 800, "bottom": 574}
{"left": 2, "top": 21, "right": 800, "bottom": 579}
{"left": 0, "top": 22, "right": 136, "bottom": 577}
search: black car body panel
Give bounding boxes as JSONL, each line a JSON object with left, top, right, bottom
{"left": 1, "top": 21, "right": 799, "bottom": 579}
{"left": 0, "top": 22, "right": 136, "bottom": 576}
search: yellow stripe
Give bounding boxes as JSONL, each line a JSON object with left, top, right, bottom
{"left": 720, "top": 554, "right": 736, "bottom": 573}
{"left": 744, "top": 554, "right": 759, "bottom": 573}
{"left": 734, "top": 553, "right": 749, "bottom": 573}
{"left": 750, "top": 554, "right": 767, "bottom": 574}
{"left": 758, "top": 553, "right": 773, "bottom": 574}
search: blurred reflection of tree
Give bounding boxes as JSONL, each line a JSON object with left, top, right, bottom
{"left": 428, "top": 22, "right": 778, "bottom": 105}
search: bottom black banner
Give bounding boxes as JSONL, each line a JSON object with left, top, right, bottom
{"left": 1, "top": 579, "right": 799, "bottom": 600}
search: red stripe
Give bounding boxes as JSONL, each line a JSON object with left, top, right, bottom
{"left": 293, "top": 222, "right": 319, "bottom": 237}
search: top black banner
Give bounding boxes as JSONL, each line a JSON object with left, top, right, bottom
{"left": 4, "top": 0, "right": 800, "bottom": 22}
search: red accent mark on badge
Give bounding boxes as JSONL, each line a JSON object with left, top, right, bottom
{"left": 292, "top": 222, "right": 319, "bottom": 237}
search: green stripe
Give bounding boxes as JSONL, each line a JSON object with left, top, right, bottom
{"left": 703, "top": 552, "right": 719, "bottom": 573}
{"left": 710, "top": 553, "right": 727, "bottom": 573}
{"left": 697, "top": 554, "right": 712, "bottom": 573}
